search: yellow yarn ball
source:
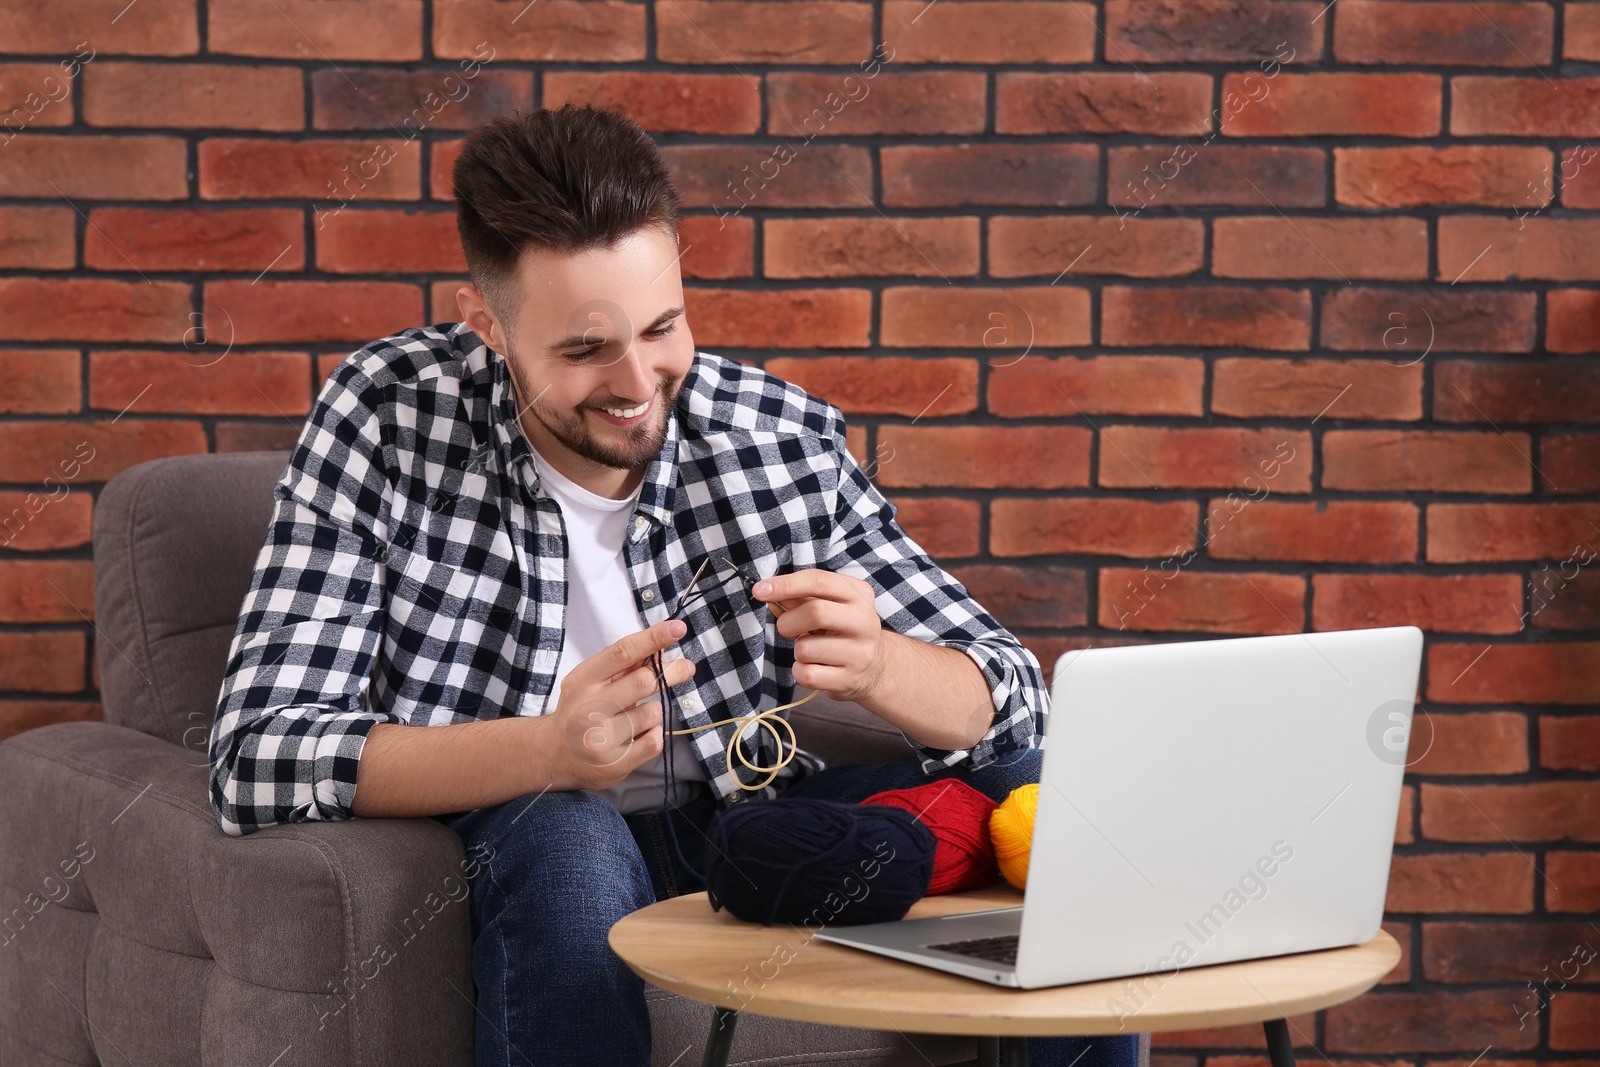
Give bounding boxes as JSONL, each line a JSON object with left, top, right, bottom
{"left": 989, "top": 783, "right": 1038, "bottom": 891}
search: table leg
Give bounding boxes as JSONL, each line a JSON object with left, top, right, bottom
{"left": 701, "top": 1006, "right": 739, "bottom": 1067}
{"left": 1264, "top": 1017, "right": 1296, "bottom": 1067}
{"left": 976, "top": 1035, "right": 1030, "bottom": 1066}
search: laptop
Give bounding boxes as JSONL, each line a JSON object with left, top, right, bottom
{"left": 813, "top": 625, "right": 1423, "bottom": 990}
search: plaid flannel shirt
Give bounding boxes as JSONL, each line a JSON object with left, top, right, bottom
{"left": 209, "top": 321, "right": 1049, "bottom": 837}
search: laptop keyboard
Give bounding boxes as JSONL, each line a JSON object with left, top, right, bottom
{"left": 926, "top": 934, "right": 1019, "bottom": 965}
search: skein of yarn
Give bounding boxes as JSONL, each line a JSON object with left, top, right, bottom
{"left": 860, "top": 779, "right": 1000, "bottom": 895}
{"left": 989, "top": 783, "right": 1038, "bottom": 891}
{"left": 703, "top": 796, "right": 937, "bottom": 926}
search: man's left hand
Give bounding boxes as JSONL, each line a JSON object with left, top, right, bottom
{"left": 752, "top": 569, "right": 886, "bottom": 704}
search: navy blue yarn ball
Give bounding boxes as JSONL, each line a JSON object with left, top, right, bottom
{"left": 703, "top": 796, "right": 937, "bottom": 926}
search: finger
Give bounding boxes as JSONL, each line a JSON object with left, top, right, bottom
{"left": 607, "top": 653, "right": 695, "bottom": 711}
{"left": 753, "top": 568, "right": 852, "bottom": 607}
{"left": 589, "top": 619, "right": 688, "bottom": 685}
{"left": 792, "top": 634, "right": 859, "bottom": 668}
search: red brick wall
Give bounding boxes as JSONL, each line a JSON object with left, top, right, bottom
{"left": 1, "top": 0, "right": 1598, "bottom": 1056}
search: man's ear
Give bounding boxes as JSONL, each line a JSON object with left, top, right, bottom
{"left": 457, "top": 284, "right": 503, "bottom": 353}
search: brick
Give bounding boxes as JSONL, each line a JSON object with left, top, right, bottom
{"left": 664, "top": 144, "right": 873, "bottom": 211}
{"left": 990, "top": 497, "right": 1200, "bottom": 559}
{"left": 1546, "top": 852, "right": 1600, "bottom": 911}
{"left": 543, "top": 72, "right": 756, "bottom": 134}
{"left": 1425, "top": 922, "right": 1600, "bottom": 981}
{"left": 997, "top": 73, "right": 1214, "bottom": 135}
{"left": 888, "top": 496, "right": 980, "bottom": 558}
{"left": 1321, "top": 288, "right": 1537, "bottom": 352}
{"left": 1561, "top": 146, "right": 1600, "bottom": 208}
{"left": 84, "top": 62, "right": 301, "bottom": 130}
{"left": 764, "top": 357, "right": 976, "bottom": 418}
{"left": 436, "top": 2, "right": 642, "bottom": 59}
{"left": 883, "top": 144, "right": 1099, "bottom": 208}
{"left": 1551, "top": 997, "right": 1600, "bottom": 1050}
{"left": 1099, "top": 567, "right": 1305, "bottom": 634}
{"left": 946, "top": 565, "right": 1087, "bottom": 628}
{"left": 686, "top": 288, "right": 871, "bottom": 349}
{"left": 1213, "top": 216, "right": 1428, "bottom": 280}
{"left": 1150, "top": 1018, "right": 1322, "bottom": 1051}
{"left": 0, "top": 1, "right": 195, "bottom": 54}
{"left": 314, "top": 209, "right": 465, "bottom": 273}
{"left": 1541, "top": 434, "right": 1600, "bottom": 493}
{"left": 1210, "top": 500, "right": 1418, "bottom": 564}
{"left": 209, "top": 0, "right": 422, "bottom": 60}
{"left": 0, "top": 280, "right": 191, "bottom": 343}
{"left": 1427, "top": 641, "right": 1600, "bottom": 705}
{"left": 1543, "top": 715, "right": 1600, "bottom": 770}
{"left": 1410, "top": 711, "right": 1531, "bottom": 775}
{"left": 430, "top": 137, "right": 463, "bottom": 200}
{"left": 679, "top": 215, "right": 753, "bottom": 280}
{"left": 1213, "top": 357, "right": 1422, "bottom": 421}
{"left": 1396, "top": 785, "right": 1415, "bottom": 845}
{"left": 1453, "top": 77, "right": 1600, "bottom": 136}
{"left": 884, "top": 1, "right": 1096, "bottom": 63}
{"left": 0, "top": 421, "right": 205, "bottom": 484}
{"left": 0, "top": 561, "right": 94, "bottom": 623}
{"left": 0, "top": 351, "right": 79, "bottom": 414}
{"left": 0, "top": 632, "right": 84, "bottom": 693}
{"left": 655, "top": 2, "right": 869, "bottom": 63}
{"left": 1548, "top": 289, "right": 1600, "bottom": 353}
{"left": 1529, "top": 566, "right": 1600, "bottom": 631}
{"left": 0, "top": 206, "right": 74, "bottom": 269}
{"left": 199, "top": 138, "right": 422, "bottom": 201}
{"left": 769, "top": 72, "right": 986, "bottom": 136}
{"left": 1326, "top": 991, "right": 1539, "bottom": 1052}
{"left": 428, "top": 280, "right": 468, "bottom": 326}
{"left": 876, "top": 426, "right": 1092, "bottom": 489}
{"left": 204, "top": 281, "right": 421, "bottom": 345}
{"left": 1335, "top": 1, "right": 1554, "bottom": 66}
{"left": 881, "top": 286, "right": 1090, "bottom": 349}
{"left": 1440, "top": 217, "right": 1600, "bottom": 282}
{"left": 214, "top": 421, "right": 302, "bottom": 453}
{"left": 1435, "top": 361, "right": 1600, "bottom": 426}
{"left": 1429, "top": 504, "right": 1600, "bottom": 563}
{"left": 1101, "top": 427, "right": 1310, "bottom": 492}
{"left": 0, "top": 490, "right": 92, "bottom": 552}
{"left": 765, "top": 218, "right": 979, "bottom": 279}
{"left": 1313, "top": 574, "right": 1522, "bottom": 633}
{"left": 1102, "top": 286, "right": 1310, "bottom": 350}
{"left": 1223, "top": 73, "right": 1441, "bottom": 136}
{"left": 89, "top": 351, "right": 312, "bottom": 417}
{"left": 1110, "top": 145, "right": 1326, "bottom": 208}
{"left": 1324, "top": 430, "right": 1531, "bottom": 493}
{"left": 1385, "top": 853, "right": 1532, "bottom": 914}
{"left": 988, "top": 356, "right": 1204, "bottom": 417}
{"left": 84, "top": 208, "right": 303, "bottom": 273}
{"left": 314, "top": 68, "right": 532, "bottom": 133}
{"left": 1105, "top": 1, "right": 1322, "bottom": 62}
{"left": 0, "top": 62, "right": 76, "bottom": 130}
{"left": 1029, "top": 637, "right": 1156, "bottom": 687}
{"left": 1572, "top": 4, "right": 1600, "bottom": 59}
{"left": 0, "top": 702, "right": 102, "bottom": 743}
{"left": 0, "top": 135, "right": 187, "bottom": 199}
{"left": 1335, "top": 146, "right": 1554, "bottom": 208}
{"left": 990, "top": 216, "right": 1204, "bottom": 278}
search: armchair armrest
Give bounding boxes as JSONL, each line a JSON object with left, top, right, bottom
{"left": 0, "top": 721, "right": 475, "bottom": 1067}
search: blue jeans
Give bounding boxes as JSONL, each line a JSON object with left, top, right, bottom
{"left": 447, "top": 748, "right": 1143, "bottom": 1067}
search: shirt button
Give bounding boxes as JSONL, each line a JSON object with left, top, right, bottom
{"left": 641, "top": 589, "right": 655, "bottom": 602}
{"left": 682, "top": 695, "right": 699, "bottom": 711}
{"left": 726, "top": 792, "right": 743, "bottom": 804}
{"left": 633, "top": 516, "right": 647, "bottom": 531}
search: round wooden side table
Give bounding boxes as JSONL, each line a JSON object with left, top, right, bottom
{"left": 610, "top": 883, "right": 1402, "bottom": 1067}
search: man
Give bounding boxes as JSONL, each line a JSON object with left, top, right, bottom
{"left": 210, "top": 104, "right": 1139, "bottom": 1067}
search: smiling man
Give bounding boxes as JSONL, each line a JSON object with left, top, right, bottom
{"left": 209, "top": 105, "right": 1133, "bottom": 1067}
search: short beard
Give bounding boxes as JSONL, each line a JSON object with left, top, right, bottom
{"left": 501, "top": 340, "right": 680, "bottom": 473}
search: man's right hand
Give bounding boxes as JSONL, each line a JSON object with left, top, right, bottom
{"left": 543, "top": 618, "right": 697, "bottom": 792}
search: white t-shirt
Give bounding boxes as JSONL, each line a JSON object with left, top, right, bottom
{"left": 522, "top": 444, "right": 709, "bottom": 814}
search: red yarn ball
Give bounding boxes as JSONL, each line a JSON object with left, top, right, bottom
{"left": 860, "top": 779, "right": 1001, "bottom": 895}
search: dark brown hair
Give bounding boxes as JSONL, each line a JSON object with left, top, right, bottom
{"left": 452, "top": 104, "right": 681, "bottom": 329}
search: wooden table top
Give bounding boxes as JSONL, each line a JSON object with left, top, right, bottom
{"left": 609, "top": 884, "right": 1402, "bottom": 1037}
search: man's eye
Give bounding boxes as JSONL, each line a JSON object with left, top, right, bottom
{"left": 563, "top": 323, "right": 677, "bottom": 363}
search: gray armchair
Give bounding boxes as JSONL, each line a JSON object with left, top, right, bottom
{"left": 0, "top": 450, "right": 1151, "bottom": 1067}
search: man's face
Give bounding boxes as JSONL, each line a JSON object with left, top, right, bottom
{"left": 460, "top": 226, "right": 694, "bottom": 488}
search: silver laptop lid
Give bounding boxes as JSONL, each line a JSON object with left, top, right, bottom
{"left": 1016, "top": 626, "right": 1422, "bottom": 991}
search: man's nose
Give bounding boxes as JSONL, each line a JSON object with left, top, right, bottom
{"left": 608, "top": 343, "right": 657, "bottom": 402}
